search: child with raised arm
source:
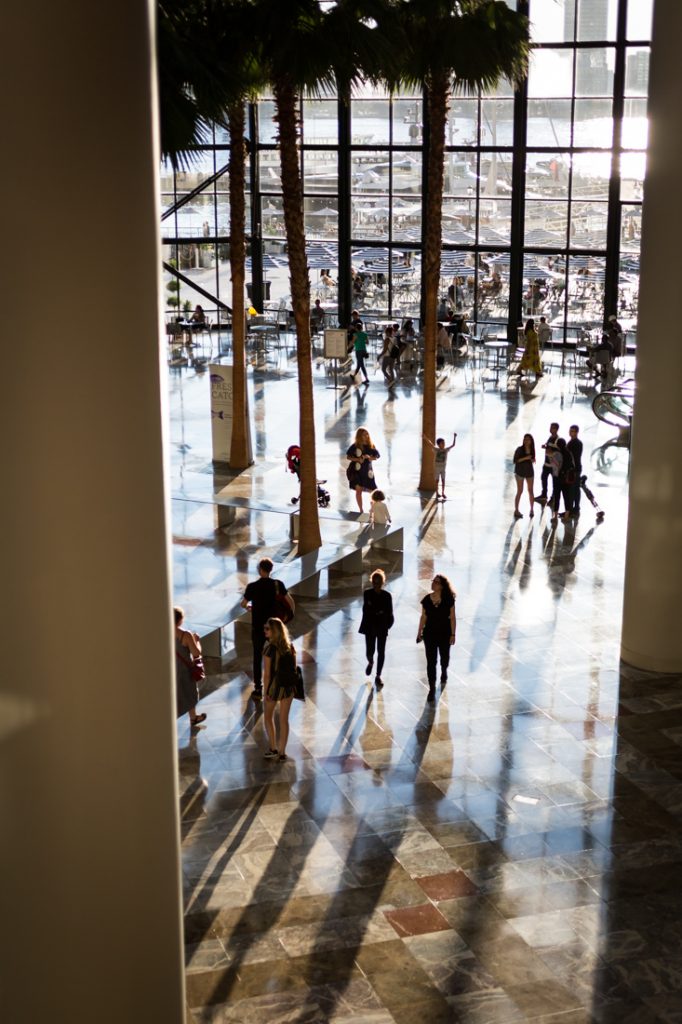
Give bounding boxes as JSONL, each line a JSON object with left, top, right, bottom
{"left": 423, "top": 432, "right": 457, "bottom": 501}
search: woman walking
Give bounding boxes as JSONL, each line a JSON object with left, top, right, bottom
{"left": 380, "top": 326, "right": 396, "bottom": 385}
{"left": 513, "top": 433, "right": 536, "bottom": 519}
{"left": 350, "top": 326, "right": 370, "bottom": 384}
{"left": 262, "top": 618, "right": 298, "bottom": 762}
{"left": 346, "top": 427, "right": 380, "bottom": 514}
{"left": 417, "top": 575, "right": 457, "bottom": 702}
{"left": 174, "top": 606, "right": 207, "bottom": 727}
{"left": 514, "top": 318, "right": 543, "bottom": 380}
{"left": 359, "top": 569, "right": 394, "bottom": 690}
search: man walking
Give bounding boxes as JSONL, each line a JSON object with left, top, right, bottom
{"left": 241, "top": 557, "right": 294, "bottom": 700}
{"left": 567, "top": 424, "right": 583, "bottom": 517}
{"left": 538, "top": 422, "right": 560, "bottom": 504}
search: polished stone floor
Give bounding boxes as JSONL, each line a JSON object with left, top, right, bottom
{"left": 171, "top": 351, "right": 682, "bottom": 1023}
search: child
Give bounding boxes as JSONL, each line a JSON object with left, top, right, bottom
{"left": 369, "top": 490, "right": 391, "bottom": 527}
{"left": 423, "top": 432, "right": 457, "bottom": 501}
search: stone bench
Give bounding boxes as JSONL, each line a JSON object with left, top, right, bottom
{"left": 199, "top": 519, "right": 403, "bottom": 662}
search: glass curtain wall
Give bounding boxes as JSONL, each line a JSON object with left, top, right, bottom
{"left": 160, "top": 0, "right": 651, "bottom": 345}
{"left": 160, "top": 123, "right": 240, "bottom": 327}
{"left": 525, "top": 0, "right": 650, "bottom": 345}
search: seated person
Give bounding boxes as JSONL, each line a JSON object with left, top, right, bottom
{"left": 537, "top": 316, "right": 552, "bottom": 348}
{"left": 586, "top": 334, "right": 614, "bottom": 377}
{"left": 190, "top": 304, "right": 206, "bottom": 327}
{"left": 436, "top": 322, "right": 452, "bottom": 365}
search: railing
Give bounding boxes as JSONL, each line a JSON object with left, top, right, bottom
{"left": 592, "top": 378, "right": 635, "bottom": 430}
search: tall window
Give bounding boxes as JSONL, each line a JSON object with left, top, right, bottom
{"left": 160, "top": 0, "right": 651, "bottom": 344}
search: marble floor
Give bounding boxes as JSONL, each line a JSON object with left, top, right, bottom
{"left": 171, "top": 352, "right": 682, "bottom": 1023}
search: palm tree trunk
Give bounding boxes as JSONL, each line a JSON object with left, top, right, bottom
{"left": 228, "top": 101, "right": 251, "bottom": 469}
{"left": 274, "top": 77, "right": 321, "bottom": 554}
{"left": 419, "top": 72, "right": 449, "bottom": 492}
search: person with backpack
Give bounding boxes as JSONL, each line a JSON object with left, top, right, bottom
{"left": 241, "top": 558, "right": 295, "bottom": 701}
{"left": 550, "top": 437, "right": 576, "bottom": 524}
{"left": 359, "top": 569, "right": 394, "bottom": 690}
{"left": 262, "top": 618, "right": 299, "bottom": 761}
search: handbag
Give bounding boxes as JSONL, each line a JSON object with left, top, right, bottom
{"left": 294, "top": 666, "right": 305, "bottom": 701}
{"left": 176, "top": 648, "right": 206, "bottom": 683}
{"left": 273, "top": 580, "right": 293, "bottom": 624}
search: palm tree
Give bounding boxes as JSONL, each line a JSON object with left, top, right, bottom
{"left": 253, "top": 0, "right": 335, "bottom": 554}
{"left": 227, "top": 99, "right": 252, "bottom": 469}
{"left": 381, "top": 0, "right": 528, "bottom": 491}
{"left": 158, "top": 0, "right": 257, "bottom": 470}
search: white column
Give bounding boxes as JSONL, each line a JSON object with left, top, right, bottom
{"left": 621, "top": 1, "right": 682, "bottom": 672}
{"left": 0, "top": 3, "right": 185, "bottom": 1023}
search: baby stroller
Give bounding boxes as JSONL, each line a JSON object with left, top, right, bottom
{"left": 285, "top": 445, "right": 331, "bottom": 508}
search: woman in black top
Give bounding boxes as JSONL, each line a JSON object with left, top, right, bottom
{"left": 359, "top": 569, "right": 394, "bottom": 690}
{"left": 513, "top": 433, "right": 536, "bottom": 519}
{"left": 346, "top": 428, "right": 380, "bottom": 514}
{"left": 417, "top": 574, "right": 456, "bottom": 701}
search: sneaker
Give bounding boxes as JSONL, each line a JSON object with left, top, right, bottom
{"left": 441, "top": 495, "right": 447, "bottom": 501}
{"left": 251, "top": 689, "right": 263, "bottom": 701}
{"left": 264, "top": 748, "right": 279, "bottom": 759}
{"left": 278, "top": 753, "right": 288, "bottom": 762}
{"left": 375, "top": 678, "right": 384, "bottom": 690}
{"left": 365, "top": 661, "right": 373, "bottom": 676}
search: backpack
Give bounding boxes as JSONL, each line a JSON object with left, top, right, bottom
{"left": 273, "top": 580, "right": 293, "bottom": 624}
{"left": 275, "top": 647, "right": 305, "bottom": 700}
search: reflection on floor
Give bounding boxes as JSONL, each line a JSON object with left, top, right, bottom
{"left": 172, "top": 356, "right": 682, "bottom": 1023}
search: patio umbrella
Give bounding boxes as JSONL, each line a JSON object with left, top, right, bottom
{"left": 525, "top": 227, "right": 563, "bottom": 245}
{"left": 308, "top": 256, "right": 339, "bottom": 269}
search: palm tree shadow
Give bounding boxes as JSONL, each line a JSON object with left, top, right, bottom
{"left": 197, "top": 683, "right": 379, "bottom": 1006}
{"left": 287, "top": 699, "right": 441, "bottom": 1023}
{"left": 467, "top": 523, "right": 521, "bottom": 671}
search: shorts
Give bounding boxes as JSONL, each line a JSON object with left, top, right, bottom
{"left": 436, "top": 468, "right": 446, "bottom": 483}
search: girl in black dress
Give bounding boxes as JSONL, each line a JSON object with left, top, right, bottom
{"left": 346, "top": 428, "right": 380, "bottom": 513}
{"left": 262, "top": 618, "right": 297, "bottom": 762}
{"left": 417, "top": 575, "right": 456, "bottom": 701}
{"left": 513, "top": 433, "right": 535, "bottom": 519}
{"left": 359, "top": 569, "right": 394, "bottom": 690}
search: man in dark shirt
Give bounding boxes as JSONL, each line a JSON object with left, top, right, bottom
{"left": 567, "top": 424, "right": 583, "bottom": 516}
{"left": 538, "top": 422, "right": 560, "bottom": 503}
{"left": 241, "top": 557, "right": 294, "bottom": 700}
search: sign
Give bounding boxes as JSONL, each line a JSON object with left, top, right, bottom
{"left": 324, "top": 328, "right": 348, "bottom": 360}
{"left": 209, "top": 364, "right": 253, "bottom": 464}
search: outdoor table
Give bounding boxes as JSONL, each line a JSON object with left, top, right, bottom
{"left": 483, "top": 339, "right": 510, "bottom": 369}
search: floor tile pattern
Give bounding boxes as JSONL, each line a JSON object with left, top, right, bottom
{"left": 170, "top": 354, "right": 682, "bottom": 1022}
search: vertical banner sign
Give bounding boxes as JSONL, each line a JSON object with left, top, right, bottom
{"left": 209, "top": 364, "right": 254, "bottom": 464}
{"left": 209, "top": 364, "right": 233, "bottom": 462}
